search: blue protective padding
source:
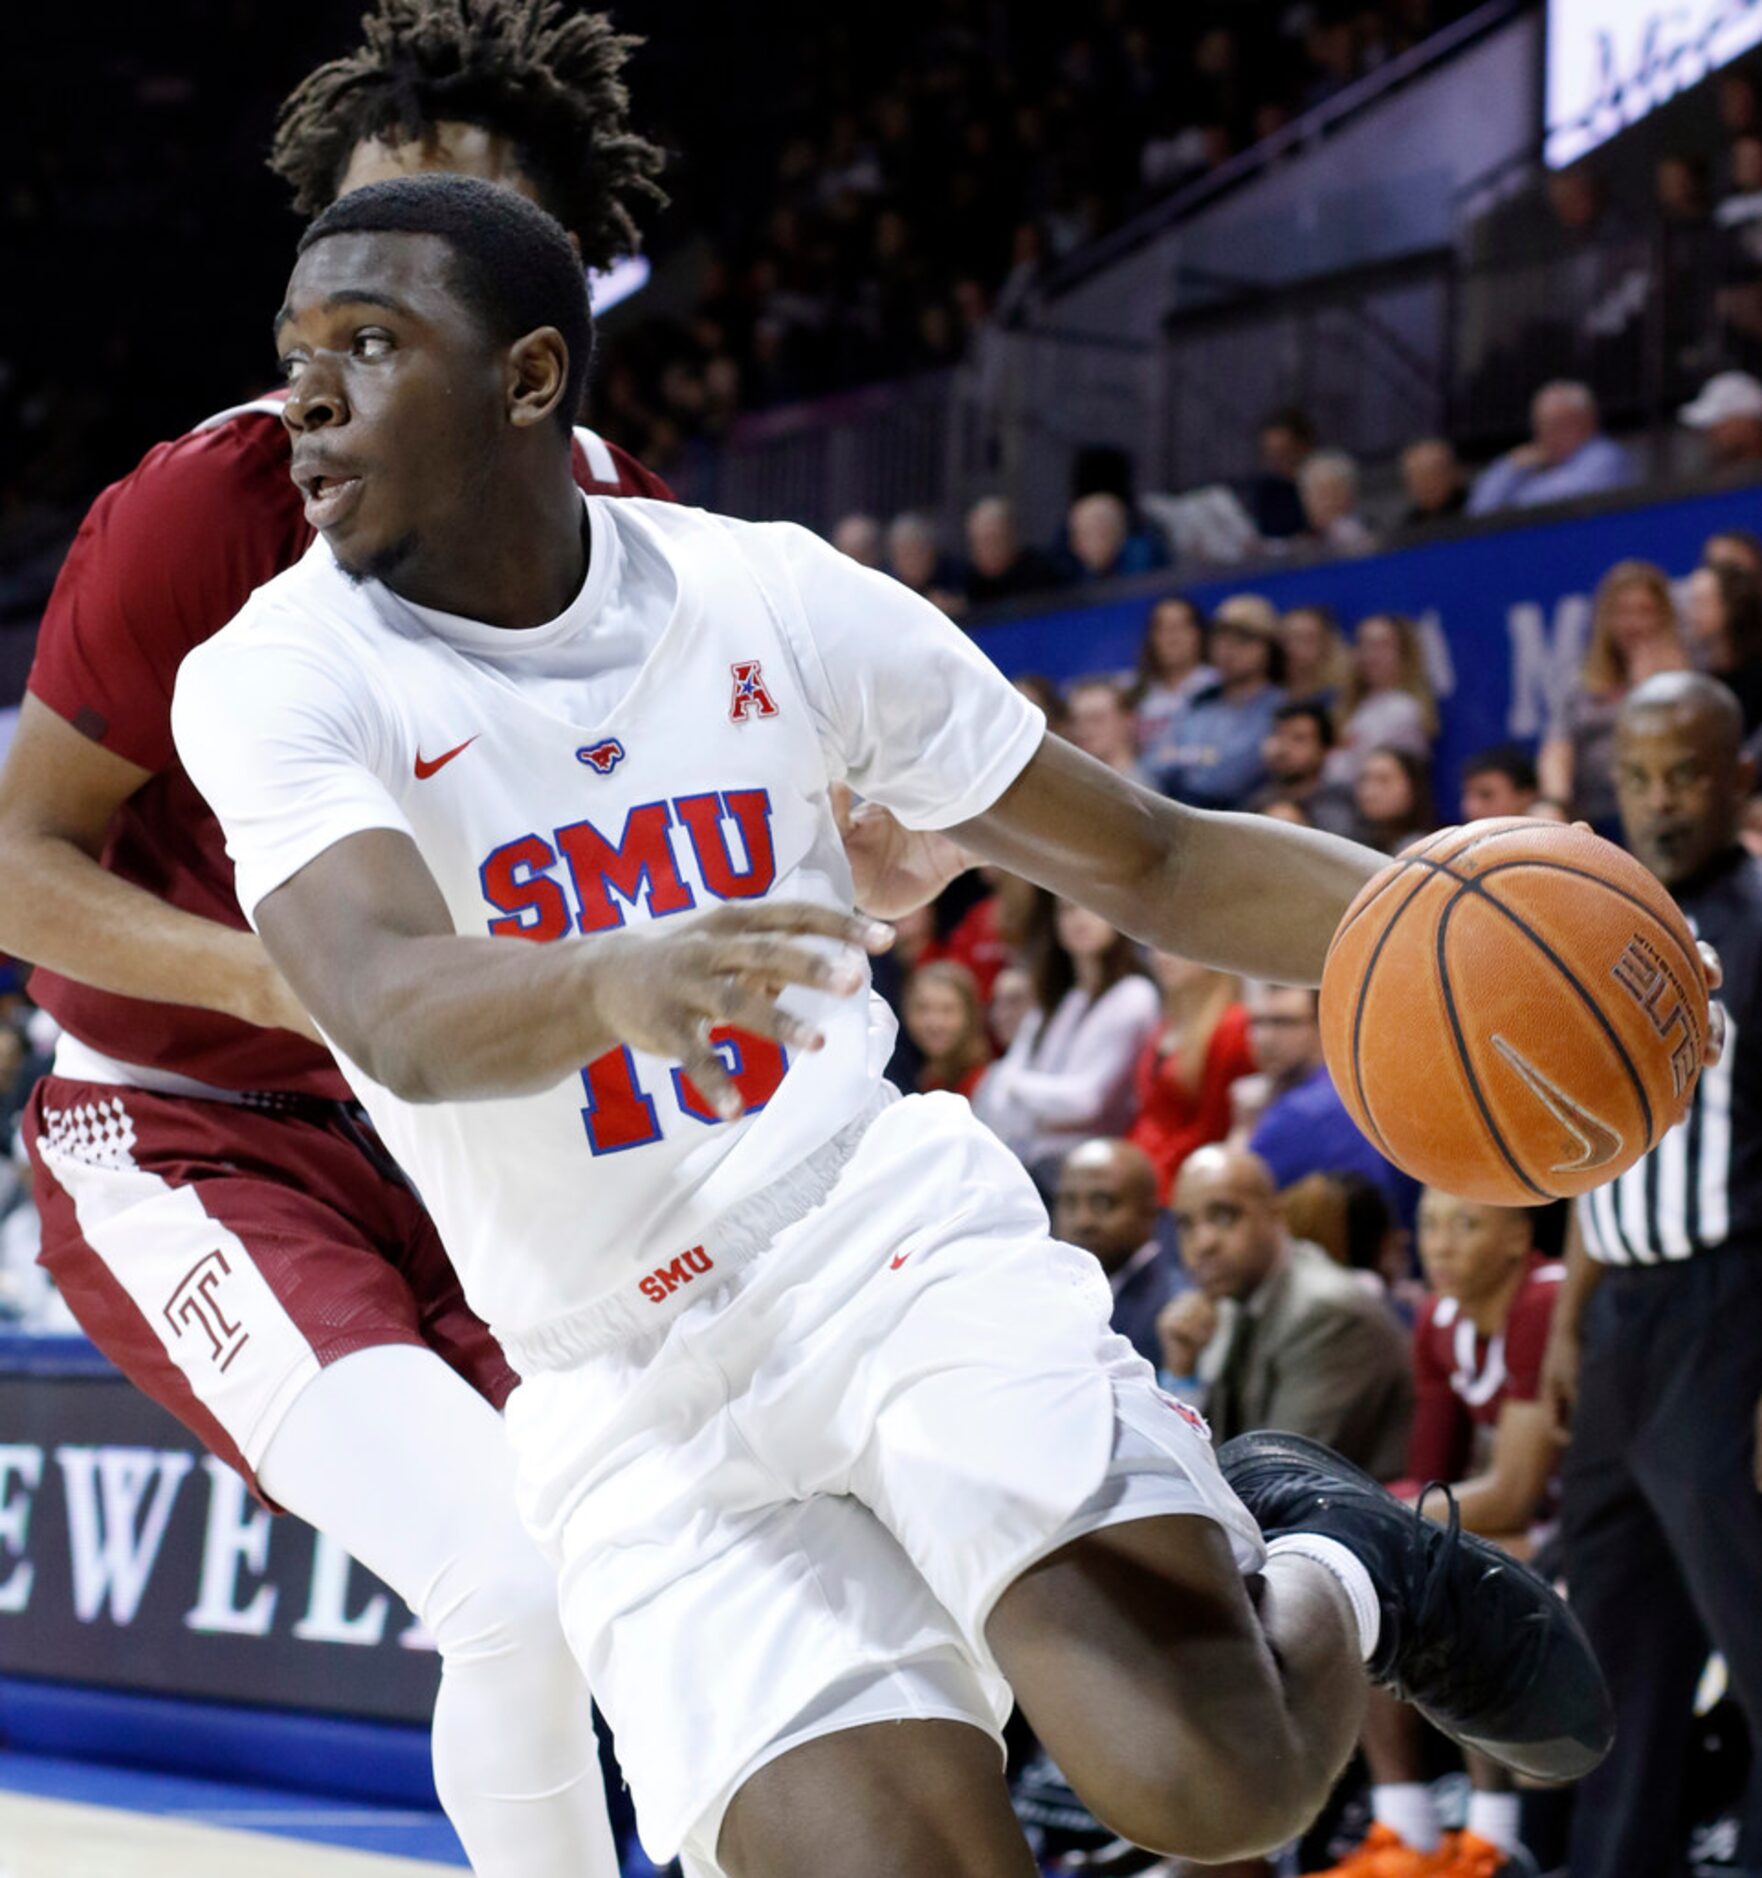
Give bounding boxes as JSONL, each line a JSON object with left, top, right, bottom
{"left": 0, "top": 1747, "right": 469, "bottom": 1861}
{"left": 0, "top": 1676, "right": 437, "bottom": 1807}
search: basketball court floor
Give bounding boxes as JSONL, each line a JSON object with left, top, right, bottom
{"left": 0, "top": 1751, "right": 468, "bottom": 1875}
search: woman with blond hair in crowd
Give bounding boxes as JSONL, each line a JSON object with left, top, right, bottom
{"left": 1326, "top": 612, "right": 1438, "bottom": 787}
{"left": 901, "top": 961, "right": 993, "bottom": 1099}
{"left": 1126, "top": 952, "right": 1254, "bottom": 1204}
{"left": 1130, "top": 595, "right": 1215, "bottom": 758}
{"left": 1540, "top": 559, "right": 1690, "bottom": 835}
{"left": 972, "top": 893, "right": 1158, "bottom": 1193}
{"left": 1280, "top": 603, "right": 1351, "bottom": 711}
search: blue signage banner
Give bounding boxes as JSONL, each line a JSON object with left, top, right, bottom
{"left": 971, "top": 482, "right": 1762, "bottom": 811}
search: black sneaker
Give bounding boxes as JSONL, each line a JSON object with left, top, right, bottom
{"left": 1218, "top": 1430, "right": 1613, "bottom": 1783}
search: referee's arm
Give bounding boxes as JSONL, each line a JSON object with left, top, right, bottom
{"left": 1539, "top": 1209, "right": 1606, "bottom": 1441}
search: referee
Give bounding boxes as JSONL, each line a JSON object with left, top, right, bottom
{"left": 1542, "top": 672, "right": 1762, "bottom": 1878}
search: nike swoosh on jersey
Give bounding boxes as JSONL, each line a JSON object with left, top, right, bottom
{"left": 1490, "top": 1034, "right": 1624, "bottom": 1173}
{"left": 413, "top": 735, "right": 480, "bottom": 780}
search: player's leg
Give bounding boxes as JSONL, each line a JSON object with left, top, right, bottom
{"left": 257, "top": 1343, "right": 609, "bottom": 1878}
{"left": 716, "top": 1720, "right": 1038, "bottom": 1878}
{"left": 988, "top": 1512, "right": 1365, "bottom": 1864}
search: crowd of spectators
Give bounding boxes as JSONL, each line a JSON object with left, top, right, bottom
{"left": 840, "top": 515, "right": 1762, "bottom": 1875}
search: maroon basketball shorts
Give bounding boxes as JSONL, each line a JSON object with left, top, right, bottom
{"left": 24, "top": 1076, "right": 515, "bottom": 1504}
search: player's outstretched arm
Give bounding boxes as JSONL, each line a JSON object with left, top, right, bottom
{"left": 953, "top": 733, "right": 1384, "bottom": 986}
{"left": 254, "top": 827, "right": 889, "bottom": 1113}
{"left": 0, "top": 697, "right": 317, "bottom": 1037}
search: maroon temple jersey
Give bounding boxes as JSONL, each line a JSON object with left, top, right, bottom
{"left": 26, "top": 397, "right": 673, "bottom": 1097}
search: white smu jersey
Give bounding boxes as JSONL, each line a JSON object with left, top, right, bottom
{"left": 173, "top": 495, "right": 1043, "bottom": 1361}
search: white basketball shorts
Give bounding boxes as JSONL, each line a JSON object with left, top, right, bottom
{"left": 506, "top": 1090, "right": 1266, "bottom": 1865}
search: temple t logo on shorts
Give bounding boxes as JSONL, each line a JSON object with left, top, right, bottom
{"left": 165, "top": 1250, "right": 250, "bottom": 1371}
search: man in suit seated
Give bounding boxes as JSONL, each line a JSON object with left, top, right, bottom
{"left": 1053, "top": 1138, "right": 1181, "bottom": 1369}
{"left": 1158, "top": 1144, "right": 1413, "bottom": 1479}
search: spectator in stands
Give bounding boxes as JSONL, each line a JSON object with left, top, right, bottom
{"left": 1685, "top": 560, "right": 1762, "bottom": 733}
{"left": 1240, "top": 406, "right": 1316, "bottom": 541}
{"left": 1064, "top": 676, "right": 1152, "bottom": 785}
{"left": 1299, "top": 450, "right": 1377, "bottom": 554}
{"left": 1061, "top": 491, "right": 1169, "bottom": 583}
{"left": 987, "top": 964, "right": 1035, "bottom": 1052}
{"left": 960, "top": 495, "right": 1058, "bottom": 607}
{"left": 1540, "top": 559, "right": 1690, "bottom": 835}
{"left": 1327, "top": 1194, "right": 1564, "bottom": 1876}
{"left": 1244, "top": 981, "right": 1419, "bottom": 1228}
{"left": 920, "top": 867, "right": 1031, "bottom": 1006}
{"left": 1680, "top": 370, "right": 1762, "bottom": 471}
{"left": 832, "top": 512, "right": 882, "bottom": 567}
{"left": 972, "top": 899, "right": 1158, "bottom": 1190}
{"left": 1542, "top": 674, "right": 1762, "bottom": 1878}
{"left": 1706, "top": 526, "right": 1762, "bottom": 577}
{"left": 901, "top": 961, "right": 992, "bottom": 1100}
{"left": 1460, "top": 743, "right": 1541, "bottom": 820}
{"left": 1126, "top": 952, "right": 1253, "bottom": 1204}
{"left": 885, "top": 511, "right": 964, "bottom": 613}
{"left": 1279, "top": 602, "right": 1351, "bottom": 707}
{"left": 1129, "top": 596, "right": 1215, "bottom": 758}
{"left": 1354, "top": 747, "right": 1437, "bottom": 855}
{"left": 1053, "top": 1139, "right": 1181, "bottom": 1369}
{"left": 1157, "top": 1144, "right": 1412, "bottom": 1476}
{"left": 1327, "top": 611, "right": 1438, "bottom": 786}
{"left": 1466, "top": 381, "right": 1636, "bottom": 516}
{"left": 1655, "top": 152, "right": 1712, "bottom": 227}
{"left": 1152, "top": 593, "right": 1287, "bottom": 808}
{"left": 1397, "top": 437, "right": 1467, "bottom": 529}
{"left": 1253, "top": 701, "right": 1362, "bottom": 837}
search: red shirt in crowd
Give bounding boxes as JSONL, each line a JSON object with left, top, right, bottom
{"left": 1125, "top": 1003, "right": 1254, "bottom": 1203}
{"left": 1405, "top": 1257, "right": 1566, "bottom": 1485}
{"left": 922, "top": 892, "right": 1010, "bottom": 1003}
{"left": 26, "top": 397, "right": 671, "bottom": 1097}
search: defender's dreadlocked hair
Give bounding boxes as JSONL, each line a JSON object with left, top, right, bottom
{"left": 270, "top": 0, "right": 668, "bottom": 275}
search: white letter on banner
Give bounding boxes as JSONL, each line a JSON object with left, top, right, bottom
{"left": 0, "top": 1446, "right": 44, "bottom": 1613}
{"left": 1507, "top": 592, "right": 1591, "bottom": 738}
{"left": 294, "top": 1530, "right": 389, "bottom": 1646}
{"left": 57, "top": 1446, "right": 193, "bottom": 1624}
{"left": 184, "top": 1456, "right": 277, "bottom": 1636}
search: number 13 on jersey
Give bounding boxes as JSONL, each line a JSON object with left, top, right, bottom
{"left": 578, "top": 1028, "right": 788, "bottom": 1154}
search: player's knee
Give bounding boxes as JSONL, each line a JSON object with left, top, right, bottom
{"left": 424, "top": 1532, "right": 567, "bottom": 1673}
{"left": 1069, "top": 1683, "right": 1325, "bottom": 1862}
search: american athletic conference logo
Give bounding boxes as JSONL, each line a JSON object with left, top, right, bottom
{"left": 165, "top": 1250, "right": 249, "bottom": 1372}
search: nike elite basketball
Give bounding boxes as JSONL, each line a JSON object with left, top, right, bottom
{"left": 1319, "top": 819, "right": 1710, "bottom": 1205}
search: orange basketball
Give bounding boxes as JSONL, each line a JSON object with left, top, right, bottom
{"left": 1318, "top": 819, "right": 1710, "bottom": 1205}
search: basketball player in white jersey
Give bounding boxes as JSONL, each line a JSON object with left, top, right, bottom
{"left": 174, "top": 175, "right": 1614, "bottom": 1877}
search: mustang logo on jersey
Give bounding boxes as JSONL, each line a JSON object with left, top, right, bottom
{"left": 576, "top": 739, "right": 627, "bottom": 775}
{"left": 729, "top": 660, "right": 779, "bottom": 723}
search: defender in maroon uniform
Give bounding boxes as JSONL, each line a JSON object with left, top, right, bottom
{"left": 0, "top": 7, "right": 667, "bottom": 1872}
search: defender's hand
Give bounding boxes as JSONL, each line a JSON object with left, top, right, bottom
{"left": 585, "top": 902, "right": 893, "bottom": 1119}
{"left": 1699, "top": 942, "right": 1726, "bottom": 1071}
{"left": 834, "top": 784, "right": 973, "bottom": 919}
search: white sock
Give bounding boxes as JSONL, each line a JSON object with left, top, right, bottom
{"left": 1266, "top": 1531, "right": 1382, "bottom": 1661}
{"left": 1371, "top": 1783, "right": 1442, "bottom": 1853}
{"left": 1467, "top": 1789, "right": 1522, "bottom": 1853}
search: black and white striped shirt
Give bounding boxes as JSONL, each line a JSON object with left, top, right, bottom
{"left": 1579, "top": 849, "right": 1762, "bottom": 1266}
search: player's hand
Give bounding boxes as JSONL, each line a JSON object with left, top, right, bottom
{"left": 587, "top": 902, "right": 893, "bottom": 1120}
{"left": 1540, "top": 1327, "right": 1581, "bottom": 1442}
{"left": 833, "top": 783, "right": 974, "bottom": 919}
{"left": 1156, "top": 1289, "right": 1218, "bottom": 1377}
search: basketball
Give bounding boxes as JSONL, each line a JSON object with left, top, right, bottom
{"left": 1319, "top": 819, "right": 1711, "bottom": 1205}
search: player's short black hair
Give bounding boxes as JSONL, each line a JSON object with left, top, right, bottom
{"left": 1461, "top": 742, "right": 1539, "bottom": 792}
{"left": 270, "top": 0, "right": 667, "bottom": 276}
{"left": 1273, "top": 699, "right": 1335, "bottom": 748}
{"left": 299, "top": 173, "right": 591, "bottom": 434}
